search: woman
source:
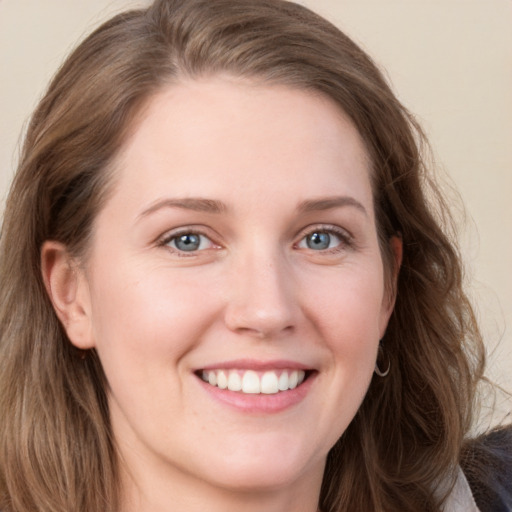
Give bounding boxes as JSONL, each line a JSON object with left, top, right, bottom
{"left": 0, "top": 1, "right": 509, "bottom": 511}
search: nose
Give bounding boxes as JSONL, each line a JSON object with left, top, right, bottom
{"left": 223, "top": 249, "right": 298, "bottom": 339}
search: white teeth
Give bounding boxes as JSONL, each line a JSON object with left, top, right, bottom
{"left": 289, "top": 370, "right": 298, "bottom": 389}
{"left": 227, "top": 371, "right": 242, "bottom": 391}
{"left": 260, "top": 371, "right": 279, "bottom": 394}
{"left": 200, "top": 369, "right": 307, "bottom": 394}
{"left": 242, "top": 370, "right": 260, "bottom": 394}
{"left": 217, "top": 370, "right": 228, "bottom": 389}
{"left": 278, "top": 371, "right": 289, "bottom": 391}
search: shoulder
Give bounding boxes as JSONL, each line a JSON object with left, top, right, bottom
{"left": 461, "top": 425, "right": 512, "bottom": 512}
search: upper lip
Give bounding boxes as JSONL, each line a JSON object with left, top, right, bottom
{"left": 198, "top": 359, "right": 313, "bottom": 371}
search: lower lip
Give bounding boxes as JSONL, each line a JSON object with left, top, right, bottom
{"left": 197, "top": 373, "right": 316, "bottom": 414}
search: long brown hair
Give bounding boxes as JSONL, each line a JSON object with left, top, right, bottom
{"left": 0, "top": 1, "right": 485, "bottom": 511}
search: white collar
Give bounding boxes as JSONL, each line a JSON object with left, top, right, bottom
{"left": 442, "top": 466, "right": 480, "bottom": 512}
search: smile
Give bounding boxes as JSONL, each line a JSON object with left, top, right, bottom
{"left": 200, "top": 369, "right": 307, "bottom": 394}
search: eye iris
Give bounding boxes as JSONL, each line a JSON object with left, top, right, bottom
{"left": 175, "top": 233, "right": 201, "bottom": 251}
{"left": 307, "top": 232, "right": 330, "bottom": 250}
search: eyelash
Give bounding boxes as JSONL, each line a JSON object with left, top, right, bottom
{"left": 295, "top": 224, "right": 354, "bottom": 254}
{"left": 158, "top": 224, "right": 353, "bottom": 256}
{"left": 158, "top": 228, "right": 218, "bottom": 256}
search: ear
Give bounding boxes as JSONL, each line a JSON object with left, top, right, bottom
{"left": 379, "top": 234, "right": 403, "bottom": 337}
{"left": 41, "top": 241, "right": 95, "bottom": 349}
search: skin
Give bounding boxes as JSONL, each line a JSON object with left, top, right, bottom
{"left": 43, "top": 77, "right": 401, "bottom": 512}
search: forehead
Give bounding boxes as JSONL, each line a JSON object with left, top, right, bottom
{"left": 109, "top": 78, "right": 373, "bottom": 215}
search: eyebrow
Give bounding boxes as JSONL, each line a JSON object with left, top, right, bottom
{"left": 297, "top": 196, "right": 368, "bottom": 216}
{"left": 138, "top": 195, "right": 367, "bottom": 220}
{"left": 138, "top": 197, "right": 227, "bottom": 219}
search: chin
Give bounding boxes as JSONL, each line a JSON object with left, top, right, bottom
{"left": 198, "top": 438, "right": 324, "bottom": 493}
{"left": 211, "top": 464, "right": 307, "bottom": 493}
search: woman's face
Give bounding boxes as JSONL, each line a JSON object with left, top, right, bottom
{"left": 72, "top": 78, "right": 397, "bottom": 500}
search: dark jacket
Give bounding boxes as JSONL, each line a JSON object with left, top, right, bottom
{"left": 462, "top": 425, "right": 512, "bottom": 512}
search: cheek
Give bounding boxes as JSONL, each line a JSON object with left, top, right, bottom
{"left": 303, "top": 271, "right": 384, "bottom": 452}
{"left": 305, "top": 265, "right": 386, "bottom": 344}
{"left": 302, "top": 264, "right": 385, "bottom": 399}
{"left": 87, "top": 261, "right": 222, "bottom": 367}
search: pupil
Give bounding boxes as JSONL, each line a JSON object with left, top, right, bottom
{"left": 176, "top": 234, "right": 200, "bottom": 251}
{"left": 307, "top": 232, "right": 330, "bottom": 250}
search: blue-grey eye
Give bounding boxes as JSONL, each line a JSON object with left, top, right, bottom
{"left": 169, "top": 233, "right": 209, "bottom": 252}
{"left": 298, "top": 230, "right": 343, "bottom": 251}
{"left": 306, "top": 232, "right": 331, "bottom": 250}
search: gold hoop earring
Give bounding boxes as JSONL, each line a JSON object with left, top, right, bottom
{"left": 374, "top": 345, "right": 390, "bottom": 377}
